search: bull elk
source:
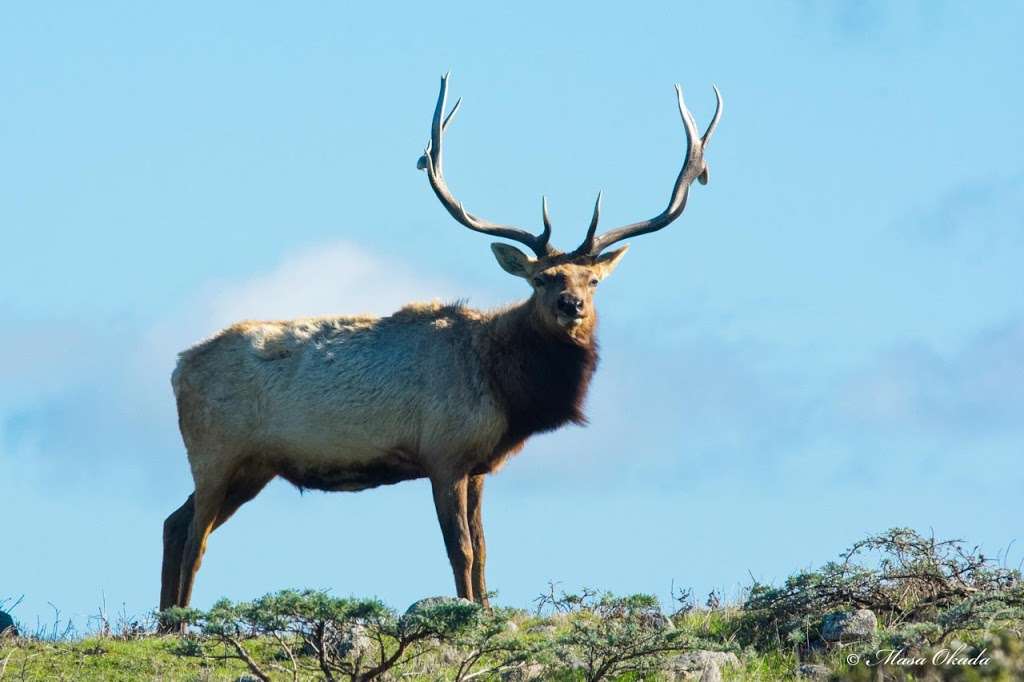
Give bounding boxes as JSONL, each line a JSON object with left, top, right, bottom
{"left": 160, "top": 74, "right": 722, "bottom": 613}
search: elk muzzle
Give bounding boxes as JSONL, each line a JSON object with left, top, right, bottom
{"left": 556, "top": 292, "right": 586, "bottom": 325}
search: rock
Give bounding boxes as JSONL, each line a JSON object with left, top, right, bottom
{"left": 796, "top": 662, "right": 831, "bottom": 679}
{"left": 669, "top": 651, "right": 740, "bottom": 681}
{"left": 234, "top": 676, "right": 262, "bottom": 682}
{"left": 699, "top": 660, "right": 722, "bottom": 682}
{"left": 0, "top": 611, "right": 16, "bottom": 637}
{"left": 335, "top": 622, "right": 372, "bottom": 658}
{"left": 501, "top": 661, "right": 544, "bottom": 681}
{"left": 295, "top": 620, "right": 372, "bottom": 659}
{"left": 821, "top": 610, "right": 876, "bottom": 642}
{"left": 403, "top": 596, "right": 473, "bottom": 616}
{"left": 399, "top": 596, "right": 478, "bottom": 636}
{"left": 504, "top": 619, "right": 519, "bottom": 633}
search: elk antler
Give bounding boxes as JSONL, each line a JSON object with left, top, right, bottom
{"left": 417, "top": 73, "right": 557, "bottom": 258}
{"left": 572, "top": 84, "right": 723, "bottom": 257}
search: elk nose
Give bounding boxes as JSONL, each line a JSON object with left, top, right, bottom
{"left": 557, "top": 293, "right": 584, "bottom": 316}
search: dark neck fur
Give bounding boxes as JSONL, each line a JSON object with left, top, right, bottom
{"left": 485, "top": 300, "right": 599, "bottom": 451}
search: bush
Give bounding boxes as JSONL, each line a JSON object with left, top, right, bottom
{"left": 161, "top": 590, "right": 487, "bottom": 681}
{"left": 534, "top": 586, "right": 708, "bottom": 681}
{"left": 738, "top": 528, "right": 1024, "bottom": 652}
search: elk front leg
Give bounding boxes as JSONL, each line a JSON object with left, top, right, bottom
{"left": 467, "top": 475, "right": 490, "bottom": 607}
{"left": 430, "top": 475, "right": 474, "bottom": 601}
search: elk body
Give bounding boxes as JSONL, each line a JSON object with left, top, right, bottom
{"left": 160, "top": 75, "right": 721, "bottom": 613}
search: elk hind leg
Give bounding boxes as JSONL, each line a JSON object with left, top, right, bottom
{"left": 160, "top": 494, "right": 195, "bottom": 614}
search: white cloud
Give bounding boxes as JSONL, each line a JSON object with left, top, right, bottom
{"left": 206, "top": 242, "right": 458, "bottom": 327}
{"left": 134, "top": 242, "right": 460, "bottom": 391}
{"left": 1, "top": 241, "right": 462, "bottom": 483}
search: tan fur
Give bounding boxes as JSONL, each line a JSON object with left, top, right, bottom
{"left": 173, "top": 303, "right": 508, "bottom": 488}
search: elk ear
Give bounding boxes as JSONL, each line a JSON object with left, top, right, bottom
{"left": 490, "top": 243, "right": 535, "bottom": 278}
{"left": 593, "top": 245, "right": 629, "bottom": 279}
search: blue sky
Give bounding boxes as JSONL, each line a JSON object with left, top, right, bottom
{"left": 2, "top": 2, "right": 1022, "bottom": 626}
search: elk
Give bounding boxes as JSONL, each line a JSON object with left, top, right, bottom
{"left": 160, "top": 74, "right": 721, "bottom": 613}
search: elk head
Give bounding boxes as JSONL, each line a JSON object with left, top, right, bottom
{"left": 417, "top": 73, "right": 722, "bottom": 341}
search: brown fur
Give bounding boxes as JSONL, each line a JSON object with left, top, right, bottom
{"left": 484, "top": 304, "right": 598, "bottom": 467}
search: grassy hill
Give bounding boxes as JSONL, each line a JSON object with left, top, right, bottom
{"left": 2, "top": 529, "right": 1021, "bottom": 681}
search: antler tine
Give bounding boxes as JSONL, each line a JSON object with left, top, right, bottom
{"left": 697, "top": 85, "right": 723, "bottom": 185}
{"left": 575, "top": 192, "right": 603, "bottom": 255}
{"left": 577, "top": 84, "right": 722, "bottom": 256}
{"left": 442, "top": 96, "right": 462, "bottom": 131}
{"left": 702, "top": 84, "right": 723, "bottom": 147}
{"left": 541, "top": 196, "right": 553, "bottom": 245}
{"left": 417, "top": 74, "right": 557, "bottom": 258}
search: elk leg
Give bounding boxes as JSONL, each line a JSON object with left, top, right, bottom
{"left": 160, "top": 494, "right": 195, "bottom": 614}
{"left": 431, "top": 474, "right": 474, "bottom": 601}
{"left": 162, "top": 468, "right": 271, "bottom": 628}
{"left": 176, "top": 485, "right": 224, "bottom": 608}
{"left": 467, "top": 475, "right": 490, "bottom": 607}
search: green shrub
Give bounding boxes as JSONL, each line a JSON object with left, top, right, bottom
{"left": 737, "top": 528, "right": 1024, "bottom": 653}
{"left": 534, "top": 586, "right": 711, "bottom": 681}
{"left": 161, "top": 589, "right": 488, "bottom": 681}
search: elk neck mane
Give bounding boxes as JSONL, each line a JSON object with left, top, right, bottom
{"left": 481, "top": 299, "right": 599, "bottom": 454}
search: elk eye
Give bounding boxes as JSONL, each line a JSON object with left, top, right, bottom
{"left": 589, "top": 278, "right": 599, "bottom": 286}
